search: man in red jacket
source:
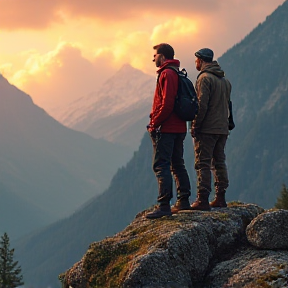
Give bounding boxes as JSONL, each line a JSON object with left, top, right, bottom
{"left": 146, "top": 43, "right": 191, "bottom": 219}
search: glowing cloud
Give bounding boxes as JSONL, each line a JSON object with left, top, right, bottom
{"left": 0, "top": 0, "right": 285, "bottom": 116}
{"left": 151, "top": 17, "right": 199, "bottom": 44}
{"left": 3, "top": 42, "right": 111, "bottom": 113}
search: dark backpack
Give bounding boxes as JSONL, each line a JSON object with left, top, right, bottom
{"left": 162, "top": 67, "right": 198, "bottom": 121}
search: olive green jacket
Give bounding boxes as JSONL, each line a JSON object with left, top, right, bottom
{"left": 192, "top": 61, "right": 232, "bottom": 135}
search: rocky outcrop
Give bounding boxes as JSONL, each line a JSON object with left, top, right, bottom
{"left": 59, "top": 204, "right": 288, "bottom": 288}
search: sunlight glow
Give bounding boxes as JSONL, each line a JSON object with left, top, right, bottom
{"left": 151, "top": 17, "right": 199, "bottom": 44}
{"left": 0, "top": 0, "right": 284, "bottom": 113}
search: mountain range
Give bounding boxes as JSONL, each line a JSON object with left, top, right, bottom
{"left": 9, "top": 0, "right": 288, "bottom": 287}
{"left": 0, "top": 75, "right": 132, "bottom": 239}
{"left": 55, "top": 63, "right": 155, "bottom": 150}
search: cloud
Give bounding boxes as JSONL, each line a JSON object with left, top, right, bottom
{"left": 0, "top": 0, "right": 62, "bottom": 29}
{"left": 151, "top": 17, "right": 199, "bottom": 44}
{"left": 0, "top": 0, "right": 284, "bottom": 31}
{"left": 0, "top": 0, "right": 220, "bottom": 30}
{"left": 60, "top": 0, "right": 220, "bottom": 21}
{"left": 6, "top": 42, "right": 115, "bottom": 113}
{"left": 110, "top": 31, "right": 151, "bottom": 70}
{"left": 0, "top": 0, "right": 285, "bottom": 115}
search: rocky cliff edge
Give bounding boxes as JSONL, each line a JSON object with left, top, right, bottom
{"left": 59, "top": 203, "right": 288, "bottom": 288}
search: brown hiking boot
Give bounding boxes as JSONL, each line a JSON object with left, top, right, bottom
{"left": 145, "top": 205, "right": 172, "bottom": 219}
{"left": 190, "top": 194, "right": 211, "bottom": 211}
{"left": 210, "top": 194, "right": 227, "bottom": 208}
{"left": 171, "top": 199, "right": 192, "bottom": 214}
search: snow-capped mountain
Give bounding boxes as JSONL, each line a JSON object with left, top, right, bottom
{"left": 55, "top": 64, "right": 156, "bottom": 150}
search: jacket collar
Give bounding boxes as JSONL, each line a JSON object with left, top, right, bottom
{"left": 157, "top": 59, "right": 180, "bottom": 74}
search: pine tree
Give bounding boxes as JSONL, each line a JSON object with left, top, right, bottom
{"left": 0, "top": 232, "right": 24, "bottom": 288}
{"left": 274, "top": 184, "right": 288, "bottom": 210}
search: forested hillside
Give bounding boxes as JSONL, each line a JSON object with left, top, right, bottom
{"left": 14, "top": 133, "right": 157, "bottom": 288}
{"left": 219, "top": 0, "right": 288, "bottom": 206}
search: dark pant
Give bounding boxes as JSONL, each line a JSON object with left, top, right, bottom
{"left": 149, "top": 131, "right": 191, "bottom": 205}
{"left": 194, "top": 133, "right": 229, "bottom": 195}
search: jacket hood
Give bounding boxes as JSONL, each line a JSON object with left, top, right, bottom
{"left": 198, "top": 60, "right": 225, "bottom": 78}
{"left": 157, "top": 59, "right": 180, "bottom": 73}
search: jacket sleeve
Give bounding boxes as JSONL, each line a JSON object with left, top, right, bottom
{"left": 151, "top": 70, "right": 178, "bottom": 128}
{"left": 192, "top": 76, "right": 210, "bottom": 129}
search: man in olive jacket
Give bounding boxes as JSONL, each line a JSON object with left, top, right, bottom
{"left": 191, "top": 48, "right": 232, "bottom": 211}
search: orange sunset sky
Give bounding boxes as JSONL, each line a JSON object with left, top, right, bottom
{"left": 0, "top": 0, "right": 285, "bottom": 117}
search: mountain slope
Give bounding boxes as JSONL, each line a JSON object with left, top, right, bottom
{"left": 14, "top": 133, "right": 158, "bottom": 288}
{"left": 0, "top": 75, "right": 132, "bottom": 239}
{"left": 0, "top": 182, "right": 51, "bottom": 239}
{"left": 218, "top": 0, "right": 288, "bottom": 207}
{"left": 55, "top": 64, "right": 155, "bottom": 150}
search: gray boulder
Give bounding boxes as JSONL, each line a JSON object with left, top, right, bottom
{"left": 206, "top": 247, "right": 288, "bottom": 288}
{"left": 246, "top": 209, "right": 288, "bottom": 249}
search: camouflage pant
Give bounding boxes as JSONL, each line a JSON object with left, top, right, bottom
{"left": 193, "top": 133, "right": 229, "bottom": 195}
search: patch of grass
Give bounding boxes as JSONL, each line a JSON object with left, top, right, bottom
{"left": 227, "top": 201, "right": 245, "bottom": 207}
{"left": 265, "top": 208, "right": 280, "bottom": 213}
{"left": 58, "top": 273, "right": 65, "bottom": 282}
{"left": 254, "top": 280, "right": 272, "bottom": 288}
{"left": 83, "top": 229, "right": 165, "bottom": 287}
{"left": 253, "top": 264, "right": 288, "bottom": 288}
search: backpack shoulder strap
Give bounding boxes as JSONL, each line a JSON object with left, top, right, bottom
{"left": 164, "top": 66, "right": 178, "bottom": 73}
{"left": 157, "top": 66, "right": 179, "bottom": 80}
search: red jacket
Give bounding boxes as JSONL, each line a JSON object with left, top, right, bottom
{"left": 149, "top": 59, "right": 187, "bottom": 133}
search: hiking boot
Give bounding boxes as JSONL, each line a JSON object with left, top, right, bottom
{"left": 190, "top": 194, "right": 211, "bottom": 211}
{"left": 145, "top": 205, "right": 172, "bottom": 219}
{"left": 210, "top": 192, "right": 227, "bottom": 208}
{"left": 171, "top": 199, "right": 192, "bottom": 214}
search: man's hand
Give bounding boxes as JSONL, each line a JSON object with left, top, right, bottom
{"left": 147, "top": 124, "right": 161, "bottom": 133}
{"left": 147, "top": 124, "right": 154, "bottom": 132}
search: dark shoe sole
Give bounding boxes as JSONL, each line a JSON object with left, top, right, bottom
{"left": 145, "top": 211, "right": 172, "bottom": 219}
{"left": 190, "top": 203, "right": 211, "bottom": 211}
